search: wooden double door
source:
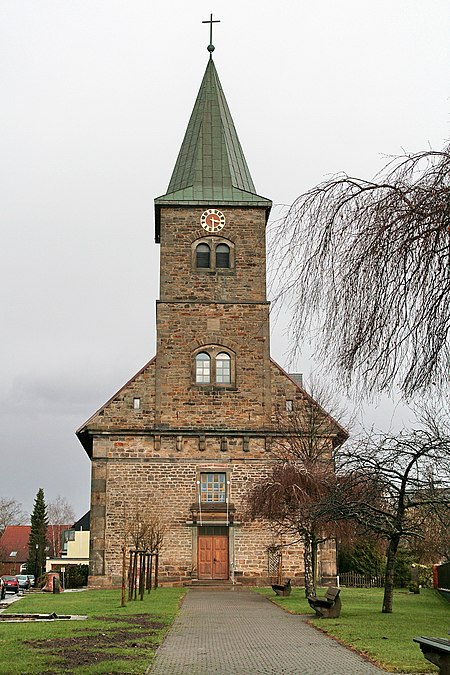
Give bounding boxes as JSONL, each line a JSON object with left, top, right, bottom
{"left": 198, "top": 526, "right": 228, "bottom": 580}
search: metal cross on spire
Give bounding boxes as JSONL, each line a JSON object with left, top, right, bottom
{"left": 202, "top": 13, "right": 220, "bottom": 56}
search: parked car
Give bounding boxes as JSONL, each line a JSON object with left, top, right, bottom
{"left": 1, "top": 576, "right": 20, "bottom": 593}
{"left": 15, "top": 575, "right": 30, "bottom": 590}
{"left": 0, "top": 578, "right": 5, "bottom": 600}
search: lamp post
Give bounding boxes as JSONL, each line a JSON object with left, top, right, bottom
{"left": 34, "top": 543, "right": 39, "bottom": 586}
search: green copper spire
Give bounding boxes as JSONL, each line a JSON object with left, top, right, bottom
{"left": 155, "top": 56, "right": 271, "bottom": 241}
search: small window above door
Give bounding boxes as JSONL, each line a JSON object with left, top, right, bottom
{"left": 200, "top": 473, "right": 226, "bottom": 502}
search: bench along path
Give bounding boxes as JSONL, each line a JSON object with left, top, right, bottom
{"left": 147, "top": 588, "right": 386, "bottom": 675}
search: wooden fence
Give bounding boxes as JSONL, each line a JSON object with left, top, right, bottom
{"left": 339, "top": 572, "right": 384, "bottom": 588}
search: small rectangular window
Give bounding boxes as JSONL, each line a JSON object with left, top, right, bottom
{"left": 133, "top": 397, "right": 141, "bottom": 410}
{"left": 285, "top": 400, "right": 293, "bottom": 412}
{"left": 200, "top": 473, "right": 226, "bottom": 502}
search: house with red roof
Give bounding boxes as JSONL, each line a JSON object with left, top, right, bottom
{"left": 0, "top": 524, "right": 71, "bottom": 575}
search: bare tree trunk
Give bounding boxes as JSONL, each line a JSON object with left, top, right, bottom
{"left": 303, "top": 535, "right": 316, "bottom": 598}
{"left": 121, "top": 546, "right": 126, "bottom": 607}
{"left": 147, "top": 554, "right": 152, "bottom": 593}
{"left": 312, "top": 535, "right": 318, "bottom": 587}
{"left": 133, "top": 551, "right": 138, "bottom": 600}
{"left": 154, "top": 553, "right": 159, "bottom": 589}
{"left": 128, "top": 550, "right": 134, "bottom": 601}
{"left": 139, "top": 553, "right": 145, "bottom": 601}
{"left": 382, "top": 535, "right": 400, "bottom": 613}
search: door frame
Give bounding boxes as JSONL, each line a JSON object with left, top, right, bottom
{"left": 196, "top": 526, "right": 229, "bottom": 580}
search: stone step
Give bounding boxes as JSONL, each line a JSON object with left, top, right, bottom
{"left": 185, "top": 579, "right": 240, "bottom": 588}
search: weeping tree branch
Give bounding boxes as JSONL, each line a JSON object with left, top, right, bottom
{"left": 270, "top": 146, "right": 450, "bottom": 399}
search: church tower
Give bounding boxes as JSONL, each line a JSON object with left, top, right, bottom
{"left": 77, "top": 34, "right": 346, "bottom": 587}
{"left": 154, "top": 54, "right": 272, "bottom": 432}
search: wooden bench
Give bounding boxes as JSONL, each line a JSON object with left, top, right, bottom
{"left": 413, "top": 636, "right": 450, "bottom": 674}
{"left": 308, "top": 587, "right": 341, "bottom": 618}
{"left": 272, "top": 579, "right": 291, "bottom": 597}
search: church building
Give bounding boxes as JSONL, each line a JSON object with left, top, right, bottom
{"left": 77, "top": 36, "right": 347, "bottom": 587}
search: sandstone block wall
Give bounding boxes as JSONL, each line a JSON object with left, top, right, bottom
{"left": 81, "top": 201, "right": 342, "bottom": 587}
{"left": 87, "top": 435, "right": 338, "bottom": 585}
{"left": 159, "top": 207, "right": 267, "bottom": 303}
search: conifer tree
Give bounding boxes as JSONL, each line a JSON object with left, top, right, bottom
{"left": 26, "top": 488, "right": 48, "bottom": 581}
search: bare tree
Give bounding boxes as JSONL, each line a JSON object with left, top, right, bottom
{"left": 248, "top": 380, "right": 349, "bottom": 597}
{"left": 334, "top": 406, "right": 450, "bottom": 613}
{"left": 272, "top": 145, "right": 450, "bottom": 399}
{"left": 123, "top": 501, "right": 166, "bottom": 599}
{"left": 0, "top": 497, "right": 26, "bottom": 535}
{"left": 124, "top": 503, "right": 166, "bottom": 554}
{"left": 47, "top": 495, "right": 76, "bottom": 557}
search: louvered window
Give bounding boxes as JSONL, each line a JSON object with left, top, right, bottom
{"left": 216, "top": 243, "right": 230, "bottom": 268}
{"left": 196, "top": 243, "right": 211, "bottom": 268}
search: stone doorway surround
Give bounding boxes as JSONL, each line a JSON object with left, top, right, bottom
{"left": 197, "top": 526, "right": 229, "bottom": 579}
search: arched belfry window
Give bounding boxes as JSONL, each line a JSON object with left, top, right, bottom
{"left": 216, "top": 352, "right": 231, "bottom": 383}
{"left": 193, "top": 237, "right": 234, "bottom": 271}
{"left": 196, "top": 243, "right": 211, "bottom": 269}
{"left": 215, "top": 244, "right": 230, "bottom": 269}
{"left": 193, "top": 347, "right": 235, "bottom": 387}
{"left": 195, "top": 352, "right": 211, "bottom": 383}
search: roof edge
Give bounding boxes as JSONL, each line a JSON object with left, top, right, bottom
{"left": 76, "top": 356, "right": 157, "bottom": 456}
{"left": 270, "top": 357, "right": 349, "bottom": 447}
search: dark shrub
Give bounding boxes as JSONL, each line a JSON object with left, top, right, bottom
{"left": 65, "top": 564, "right": 89, "bottom": 588}
{"left": 339, "top": 541, "right": 385, "bottom": 577}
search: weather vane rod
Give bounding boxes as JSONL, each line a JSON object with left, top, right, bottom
{"left": 202, "top": 13, "right": 220, "bottom": 56}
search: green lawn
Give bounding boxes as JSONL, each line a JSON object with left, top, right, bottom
{"left": 1, "top": 586, "right": 447, "bottom": 673}
{"left": 0, "top": 587, "right": 185, "bottom": 674}
{"left": 255, "top": 586, "right": 449, "bottom": 672}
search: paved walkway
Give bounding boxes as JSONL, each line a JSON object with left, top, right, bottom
{"left": 148, "top": 588, "right": 386, "bottom": 674}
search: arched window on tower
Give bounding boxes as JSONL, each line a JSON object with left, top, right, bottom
{"left": 193, "top": 347, "right": 235, "bottom": 387}
{"left": 215, "top": 243, "right": 230, "bottom": 269}
{"left": 195, "top": 352, "right": 211, "bottom": 383}
{"left": 196, "top": 243, "right": 211, "bottom": 268}
{"left": 216, "top": 352, "right": 231, "bottom": 384}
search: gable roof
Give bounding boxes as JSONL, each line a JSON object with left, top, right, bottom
{"left": 73, "top": 511, "right": 90, "bottom": 531}
{"left": 0, "top": 525, "right": 30, "bottom": 563}
{"left": 0, "top": 524, "right": 73, "bottom": 563}
{"left": 154, "top": 57, "right": 271, "bottom": 241}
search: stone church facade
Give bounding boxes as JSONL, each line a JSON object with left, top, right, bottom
{"left": 77, "top": 53, "right": 347, "bottom": 587}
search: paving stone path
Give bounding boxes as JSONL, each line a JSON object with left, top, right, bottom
{"left": 148, "top": 588, "right": 386, "bottom": 674}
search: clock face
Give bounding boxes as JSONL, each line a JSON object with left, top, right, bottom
{"left": 201, "top": 208, "right": 225, "bottom": 233}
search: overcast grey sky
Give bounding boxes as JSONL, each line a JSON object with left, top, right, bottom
{"left": 1, "top": 1, "right": 449, "bottom": 520}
